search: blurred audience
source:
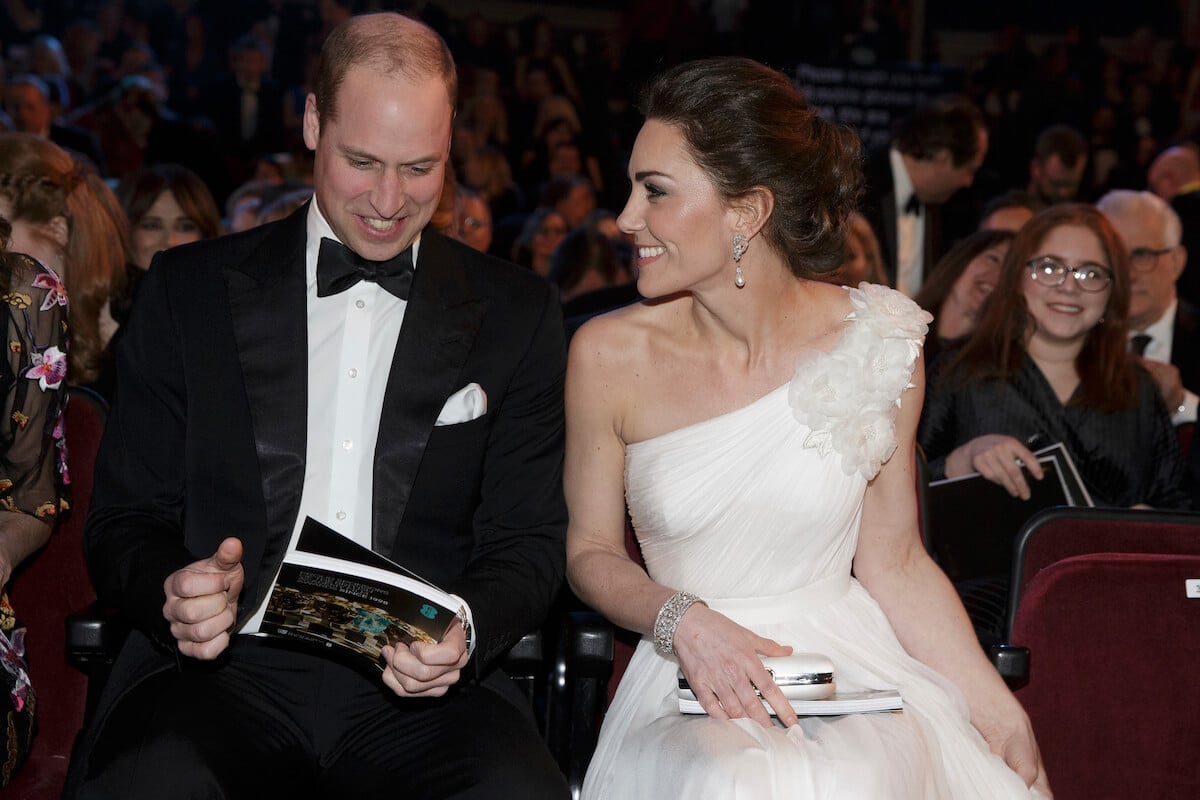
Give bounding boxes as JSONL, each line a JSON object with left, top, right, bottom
{"left": 1147, "top": 144, "right": 1200, "bottom": 308}
{"left": 1026, "top": 124, "right": 1089, "bottom": 205}
{"left": 255, "top": 186, "right": 313, "bottom": 226}
{"left": 199, "top": 33, "right": 286, "bottom": 194}
{"left": 822, "top": 211, "right": 887, "bottom": 286}
{"left": 462, "top": 145, "right": 523, "bottom": 221}
{"left": 6, "top": 73, "right": 104, "bottom": 171}
{"left": 512, "top": 207, "right": 567, "bottom": 276}
{"left": 978, "top": 190, "right": 1041, "bottom": 232}
{"left": 539, "top": 175, "right": 596, "bottom": 230}
{"left": 454, "top": 186, "right": 493, "bottom": 253}
{"left": 548, "top": 226, "right": 628, "bottom": 305}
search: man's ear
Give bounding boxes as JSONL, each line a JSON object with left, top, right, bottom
{"left": 302, "top": 93, "right": 320, "bottom": 151}
{"left": 730, "top": 186, "right": 774, "bottom": 240}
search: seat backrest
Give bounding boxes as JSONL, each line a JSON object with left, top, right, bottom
{"left": 1012, "top": 552, "right": 1200, "bottom": 800}
{"left": 1007, "top": 506, "right": 1200, "bottom": 637}
{"left": 1177, "top": 420, "right": 1195, "bottom": 457}
{"left": 6, "top": 385, "right": 107, "bottom": 798}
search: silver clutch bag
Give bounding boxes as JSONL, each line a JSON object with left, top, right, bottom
{"left": 677, "top": 653, "right": 836, "bottom": 702}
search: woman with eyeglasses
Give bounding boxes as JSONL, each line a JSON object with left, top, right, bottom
{"left": 919, "top": 203, "right": 1190, "bottom": 510}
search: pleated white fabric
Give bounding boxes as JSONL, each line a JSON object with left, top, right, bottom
{"left": 581, "top": 286, "right": 1036, "bottom": 799}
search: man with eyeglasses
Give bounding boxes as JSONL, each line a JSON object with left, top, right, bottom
{"left": 1097, "top": 190, "right": 1200, "bottom": 427}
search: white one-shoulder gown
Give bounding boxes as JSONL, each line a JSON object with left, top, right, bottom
{"left": 581, "top": 285, "right": 1038, "bottom": 799}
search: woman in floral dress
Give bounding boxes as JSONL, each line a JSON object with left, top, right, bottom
{"left": 0, "top": 145, "right": 76, "bottom": 785}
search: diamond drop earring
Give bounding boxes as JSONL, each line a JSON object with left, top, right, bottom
{"left": 733, "top": 233, "right": 748, "bottom": 288}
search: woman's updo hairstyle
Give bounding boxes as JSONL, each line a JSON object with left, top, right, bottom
{"left": 640, "top": 57, "right": 862, "bottom": 277}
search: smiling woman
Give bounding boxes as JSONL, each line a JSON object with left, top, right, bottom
{"left": 117, "top": 165, "right": 221, "bottom": 272}
{"left": 919, "top": 203, "right": 1191, "bottom": 510}
{"left": 913, "top": 228, "right": 1014, "bottom": 368}
{"left": 567, "top": 57, "right": 1051, "bottom": 800}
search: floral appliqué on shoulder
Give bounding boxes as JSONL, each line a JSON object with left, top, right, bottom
{"left": 787, "top": 283, "right": 931, "bottom": 479}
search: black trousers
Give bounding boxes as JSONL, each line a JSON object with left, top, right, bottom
{"left": 74, "top": 638, "right": 567, "bottom": 800}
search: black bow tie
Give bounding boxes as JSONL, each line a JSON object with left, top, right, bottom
{"left": 904, "top": 194, "right": 922, "bottom": 215}
{"left": 316, "top": 237, "right": 415, "bottom": 300}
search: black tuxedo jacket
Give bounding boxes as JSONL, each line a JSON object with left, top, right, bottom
{"left": 201, "top": 76, "right": 287, "bottom": 157}
{"left": 82, "top": 207, "right": 566, "bottom": 733}
{"left": 1172, "top": 190, "right": 1200, "bottom": 309}
{"left": 1172, "top": 299, "right": 1200, "bottom": 394}
{"left": 861, "top": 150, "right": 945, "bottom": 288}
{"left": 49, "top": 122, "right": 106, "bottom": 174}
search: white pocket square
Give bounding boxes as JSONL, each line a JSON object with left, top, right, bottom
{"left": 436, "top": 382, "right": 487, "bottom": 426}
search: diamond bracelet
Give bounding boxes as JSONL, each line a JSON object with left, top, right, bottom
{"left": 652, "top": 590, "right": 706, "bottom": 656}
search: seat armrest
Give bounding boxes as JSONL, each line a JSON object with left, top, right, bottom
{"left": 562, "top": 612, "right": 613, "bottom": 796}
{"left": 65, "top": 604, "right": 127, "bottom": 672}
{"left": 987, "top": 643, "right": 1030, "bottom": 689}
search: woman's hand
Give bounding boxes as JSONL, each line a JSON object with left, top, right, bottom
{"left": 671, "top": 603, "right": 798, "bottom": 728}
{"left": 974, "top": 707, "right": 1053, "bottom": 797}
{"left": 945, "top": 434, "right": 1044, "bottom": 499}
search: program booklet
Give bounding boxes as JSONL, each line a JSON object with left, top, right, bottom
{"left": 259, "top": 517, "right": 465, "bottom": 671}
{"left": 926, "top": 442, "right": 1094, "bottom": 581}
{"left": 678, "top": 689, "right": 903, "bottom": 716}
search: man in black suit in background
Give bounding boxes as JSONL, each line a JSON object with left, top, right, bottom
{"left": 6, "top": 73, "right": 105, "bottom": 172}
{"left": 1098, "top": 190, "right": 1200, "bottom": 428}
{"left": 861, "top": 95, "right": 987, "bottom": 296}
{"left": 71, "top": 13, "right": 568, "bottom": 800}
{"left": 200, "top": 33, "right": 287, "bottom": 195}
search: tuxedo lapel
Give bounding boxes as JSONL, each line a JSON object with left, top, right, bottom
{"left": 372, "top": 231, "right": 486, "bottom": 555}
{"left": 924, "top": 204, "right": 944, "bottom": 279}
{"left": 1173, "top": 300, "right": 1200, "bottom": 391}
{"left": 224, "top": 207, "right": 309, "bottom": 607}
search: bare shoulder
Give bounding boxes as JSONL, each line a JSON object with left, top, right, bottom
{"left": 804, "top": 280, "right": 856, "bottom": 320}
{"left": 568, "top": 300, "right": 676, "bottom": 377}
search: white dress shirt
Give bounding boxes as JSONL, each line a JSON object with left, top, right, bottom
{"left": 243, "top": 198, "right": 415, "bottom": 633}
{"left": 890, "top": 148, "right": 925, "bottom": 298}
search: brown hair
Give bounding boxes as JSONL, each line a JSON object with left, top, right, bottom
{"left": 640, "top": 57, "right": 862, "bottom": 277}
{"left": 315, "top": 13, "right": 457, "bottom": 129}
{"left": 894, "top": 95, "right": 985, "bottom": 168}
{"left": 946, "top": 204, "right": 1135, "bottom": 411}
{"left": 117, "top": 164, "right": 222, "bottom": 240}
{"left": 0, "top": 132, "right": 128, "bottom": 384}
{"left": 465, "top": 146, "right": 514, "bottom": 200}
